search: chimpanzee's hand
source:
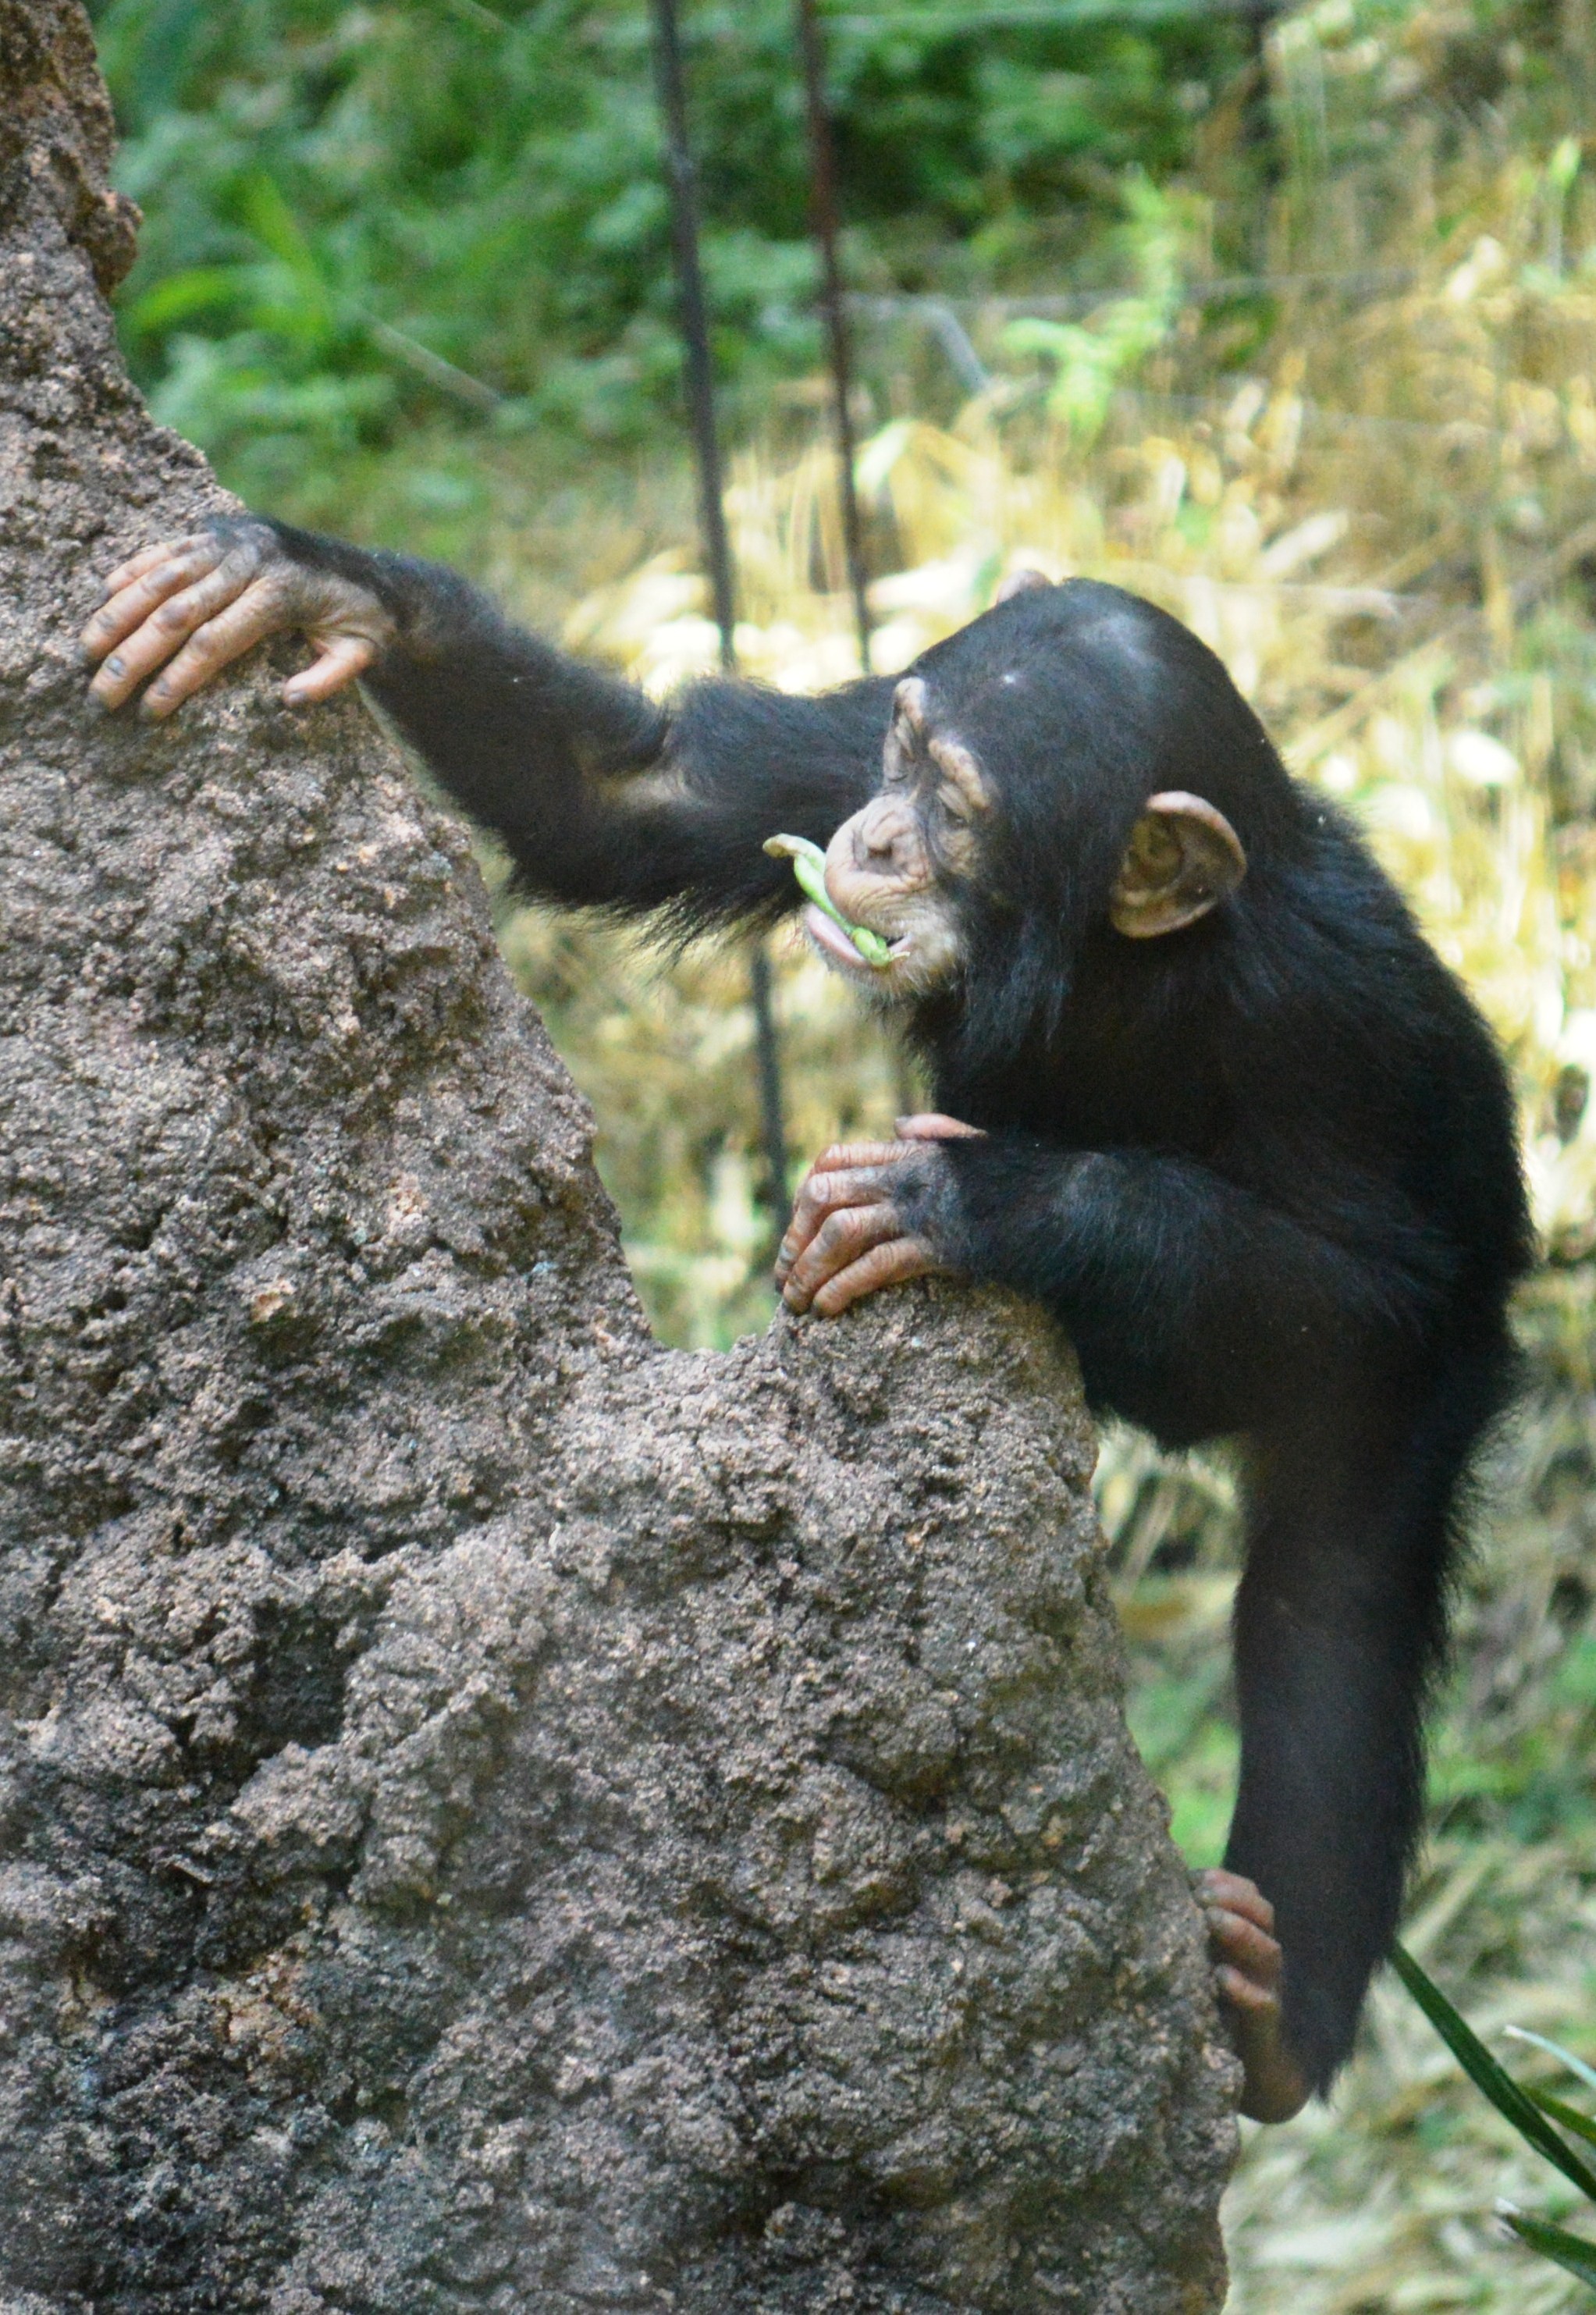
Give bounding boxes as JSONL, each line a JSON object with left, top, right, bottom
{"left": 776, "top": 1114, "right": 983, "bottom": 1318}
{"left": 81, "top": 519, "right": 395, "bottom": 720}
{"left": 1196, "top": 1868, "right": 1310, "bottom": 2123}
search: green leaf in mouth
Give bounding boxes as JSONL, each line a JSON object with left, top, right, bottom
{"left": 763, "top": 834, "right": 892, "bottom": 966}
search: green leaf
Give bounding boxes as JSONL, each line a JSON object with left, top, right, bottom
{"left": 1532, "top": 2091, "right": 1596, "bottom": 2152}
{"left": 1508, "top": 2027, "right": 1596, "bottom": 2100}
{"left": 124, "top": 266, "right": 244, "bottom": 332}
{"left": 762, "top": 836, "right": 891, "bottom": 965}
{"left": 1389, "top": 1945, "right": 1596, "bottom": 2203}
{"left": 1503, "top": 2211, "right": 1596, "bottom": 2292}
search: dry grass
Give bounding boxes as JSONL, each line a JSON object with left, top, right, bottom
{"left": 491, "top": 12, "right": 1596, "bottom": 2303}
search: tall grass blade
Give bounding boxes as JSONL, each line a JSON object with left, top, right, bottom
{"left": 1503, "top": 2212, "right": 1596, "bottom": 2292}
{"left": 1390, "top": 1944, "right": 1596, "bottom": 2202}
{"left": 1507, "top": 2029, "right": 1596, "bottom": 2100}
{"left": 1531, "top": 2092, "right": 1596, "bottom": 2153}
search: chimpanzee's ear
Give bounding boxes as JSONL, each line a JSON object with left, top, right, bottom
{"left": 1107, "top": 791, "right": 1247, "bottom": 938}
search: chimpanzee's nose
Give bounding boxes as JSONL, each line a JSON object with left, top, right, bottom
{"left": 853, "top": 798, "right": 910, "bottom": 871}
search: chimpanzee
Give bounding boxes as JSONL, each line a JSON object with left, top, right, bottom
{"left": 81, "top": 519, "right": 1533, "bottom": 2122}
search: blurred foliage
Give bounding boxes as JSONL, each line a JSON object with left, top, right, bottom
{"left": 100, "top": 0, "right": 1596, "bottom": 2302}
{"left": 88, "top": 0, "right": 1267, "bottom": 507}
{"left": 87, "top": 0, "right": 1596, "bottom": 526}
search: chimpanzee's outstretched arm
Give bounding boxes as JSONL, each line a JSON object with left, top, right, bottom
{"left": 84, "top": 516, "right": 894, "bottom": 932}
{"left": 317, "top": 528, "right": 894, "bottom": 930}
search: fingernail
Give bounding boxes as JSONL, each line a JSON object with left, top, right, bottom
{"left": 283, "top": 684, "right": 307, "bottom": 706}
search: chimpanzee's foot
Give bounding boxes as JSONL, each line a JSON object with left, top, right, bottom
{"left": 1196, "top": 1868, "right": 1310, "bottom": 2123}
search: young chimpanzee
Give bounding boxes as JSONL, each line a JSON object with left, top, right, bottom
{"left": 82, "top": 520, "right": 1532, "bottom": 2121}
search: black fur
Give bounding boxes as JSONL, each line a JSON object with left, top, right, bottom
{"left": 272, "top": 525, "right": 1534, "bottom": 2095}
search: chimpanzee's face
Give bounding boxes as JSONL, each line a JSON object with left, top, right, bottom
{"left": 805, "top": 604, "right": 1251, "bottom": 1008}
{"left": 805, "top": 677, "right": 983, "bottom": 1000}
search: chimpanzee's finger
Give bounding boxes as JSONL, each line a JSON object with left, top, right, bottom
{"left": 98, "top": 532, "right": 213, "bottom": 601}
{"left": 89, "top": 563, "right": 254, "bottom": 711}
{"left": 994, "top": 567, "right": 1050, "bottom": 603}
{"left": 133, "top": 584, "right": 300, "bottom": 718}
{"left": 1205, "top": 1907, "right": 1283, "bottom": 1991}
{"left": 283, "top": 634, "right": 379, "bottom": 705}
{"left": 811, "top": 1234, "right": 937, "bottom": 1317}
{"left": 1217, "top": 1963, "right": 1278, "bottom": 2017}
{"left": 82, "top": 535, "right": 228, "bottom": 667}
{"left": 776, "top": 1161, "right": 905, "bottom": 1281}
{"left": 98, "top": 542, "right": 173, "bottom": 598}
{"left": 96, "top": 554, "right": 267, "bottom": 704}
{"left": 778, "top": 1165, "right": 893, "bottom": 1271}
{"left": 781, "top": 1200, "right": 904, "bottom": 1312}
{"left": 894, "top": 1113, "right": 986, "bottom": 1141}
{"left": 1196, "top": 1869, "right": 1276, "bottom": 1935}
{"left": 806, "top": 1139, "right": 915, "bottom": 1174}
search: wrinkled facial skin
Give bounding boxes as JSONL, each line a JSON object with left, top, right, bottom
{"left": 804, "top": 675, "right": 989, "bottom": 998}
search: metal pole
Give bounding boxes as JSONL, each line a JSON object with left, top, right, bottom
{"left": 749, "top": 944, "right": 791, "bottom": 1222}
{"left": 649, "top": 0, "right": 790, "bottom": 1220}
{"left": 794, "top": 0, "right": 873, "bottom": 673}
{"left": 649, "top": 0, "right": 738, "bottom": 666}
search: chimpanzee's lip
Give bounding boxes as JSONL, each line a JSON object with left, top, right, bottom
{"left": 802, "top": 901, "right": 906, "bottom": 971}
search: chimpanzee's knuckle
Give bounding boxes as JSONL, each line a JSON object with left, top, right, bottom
{"left": 252, "top": 566, "right": 295, "bottom": 610}
{"left": 211, "top": 553, "right": 254, "bottom": 598}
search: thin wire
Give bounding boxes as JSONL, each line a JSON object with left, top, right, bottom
{"left": 795, "top": 0, "right": 873, "bottom": 673}
{"left": 649, "top": 0, "right": 790, "bottom": 1220}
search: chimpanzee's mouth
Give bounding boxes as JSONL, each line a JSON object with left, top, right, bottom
{"left": 802, "top": 902, "right": 908, "bottom": 972}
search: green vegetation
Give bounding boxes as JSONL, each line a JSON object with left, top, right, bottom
{"left": 94, "top": 0, "right": 1596, "bottom": 2302}
{"left": 1394, "top": 1943, "right": 1596, "bottom": 2292}
{"left": 90, "top": 0, "right": 1264, "bottom": 517}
